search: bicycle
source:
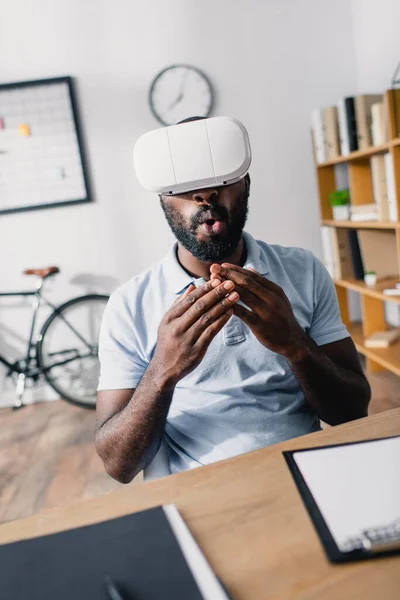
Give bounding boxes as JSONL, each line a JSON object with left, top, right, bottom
{"left": 0, "top": 266, "right": 109, "bottom": 409}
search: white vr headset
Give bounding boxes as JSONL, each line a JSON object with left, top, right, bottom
{"left": 133, "top": 116, "right": 252, "bottom": 195}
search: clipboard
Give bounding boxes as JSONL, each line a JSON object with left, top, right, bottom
{"left": 283, "top": 435, "right": 400, "bottom": 563}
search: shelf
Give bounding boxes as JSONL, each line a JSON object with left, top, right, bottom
{"left": 318, "top": 138, "right": 400, "bottom": 167}
{"left": 334, "top": 277, "right": 400, "bottom": 303}
{"left": 322, "top": 219, "right": 400, "bottom": 229}
{"left": 349, "top": 322, "right": 400, "bottom": 377}
{"left": 315, "top": 92, "right": 400, "bottom": 379}
{"left": 317, "top": 138, "right": 400, "bottom": 167}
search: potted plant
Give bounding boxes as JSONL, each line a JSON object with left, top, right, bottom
{"left": 364, "top": 271, "right": 377, "bottom": 287}
{"left": 329, "top": 189, "right": 350, "bottom": 221}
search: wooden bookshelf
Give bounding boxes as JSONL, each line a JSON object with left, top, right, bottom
{"left": 349, "top": 323, "right": 400, "bottom": 377}
{"left": 334, "top": 277, "right": 400, "bottom": 304}
{"left": 322, "top": 219, "right": 400, "bottom": 229}
{"left": 315, "top": 92, "right": 400, "bottom": 376}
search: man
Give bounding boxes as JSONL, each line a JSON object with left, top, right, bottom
{"left": 95, "top": 117, "right": 370, "bottom": 484}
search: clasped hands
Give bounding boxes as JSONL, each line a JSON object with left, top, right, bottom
{"left": 210, "top": 263, "right": 307, "bottom": 360}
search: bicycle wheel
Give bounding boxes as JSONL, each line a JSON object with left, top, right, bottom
{"left": 37, "top": 294, "right": 109, "bottom": 408}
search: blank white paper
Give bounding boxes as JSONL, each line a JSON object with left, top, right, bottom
{"left": 293, "top": 436, "right": 400, "bottom": 551}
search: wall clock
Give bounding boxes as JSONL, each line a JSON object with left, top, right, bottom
{"left": 149, "top": 64, "right": 214, "bottom": 126}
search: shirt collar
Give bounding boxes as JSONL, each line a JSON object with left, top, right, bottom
{"left": 162, "top": 231, "right": 270, "bottom": 295}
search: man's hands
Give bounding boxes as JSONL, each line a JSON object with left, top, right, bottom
{"left": 210, "top": 263, "right": 307, "bottom": 360}
{"left": 96, "top": 278, "right": 238, "bottom": 483}
{"left": 152, "top": 278, "right": 239, "bottom": 386}
{"left": 154, "top": 261, "right": 307, "bottom": 388}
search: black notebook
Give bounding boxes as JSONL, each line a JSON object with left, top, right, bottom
{"left": 284, "top": 436, "right": 400, "bottom": 563}
{"left": 0, "top": 504, "right": 230, "bottom": 600}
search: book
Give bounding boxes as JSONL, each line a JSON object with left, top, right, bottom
{"left": 384, "top": 89, "right": 400, "bottom": 139}
{"left": 350, "top": 203, "right": 378, "bottom": 222}
{"left": 371, "top": 102, "right": 387, "bottom": 146}
{"left": 320, "top": 226, "right": 336, "bottom": 278}
{"left": 334, "top": 163, "right": 350, "bottom": 189}
{"left": 384, "top": 152, "right": 398, "bottom": 222}
{"left": 337, "top": 98, "right": 349, "bottom": 156}
{"left": 354, "top": 94, "right": 383, "bottom": 150}
{"left": 331, "top": 228, "right": 354, "bottom": 279}
{"left": 370, "top": 155, "right": 389, "bottom": 221}
{"left": 311, "top": 109, "right": 326, "bottom": 164}
{"left": 283, "top": 436, "right": 400, "bottom": 563}
{"left": 347, "top": 229, "right": 365, "bottom": 280}
{"left": 0, "top": 505, "right": 230, "bottom": 600}
{"left": 338, "top": 97, "right": 358, "bottom": 155}
{"left": 350, "top": 214, "right": 378, "bottom": 222}
{"left": 357, "top": 229, "right": 398, "bottom": 279}
{"left": 351, "top": 203, "right": 378, "bottom": 214}
{"left": 322, "top": 106, "right": 340, "bottom": 161}
{"left": 364, "top": 329, "right": 400, "bottom": 348}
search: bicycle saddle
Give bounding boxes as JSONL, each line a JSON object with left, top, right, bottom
{"left": 23, "top": 266, "right": 60, "bottom": 279}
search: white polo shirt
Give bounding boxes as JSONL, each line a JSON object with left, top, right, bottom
{"left": 98, "top": 231, "right": 349, "bottom": 473}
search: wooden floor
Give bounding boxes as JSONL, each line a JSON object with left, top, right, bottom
{"left": 0, "top": 367, "right": 399, "bottom": 526}
{"left": 0, "top": 401, "right": 131, "bottom": 525}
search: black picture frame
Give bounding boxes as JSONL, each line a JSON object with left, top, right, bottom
{"left": 0, "top": 75, "right": 92, "bottom": 216}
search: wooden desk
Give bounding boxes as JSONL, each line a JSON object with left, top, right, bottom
{"left": 1, "top": 409, "right": 399, "bottom": 599}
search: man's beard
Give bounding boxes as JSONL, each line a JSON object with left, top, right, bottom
{"left": 160, "top": 187, "right": 249, "bottom": 262}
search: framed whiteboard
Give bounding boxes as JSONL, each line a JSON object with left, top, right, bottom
{"left": 0, "top": 76, "right": 91, "bottom": 215}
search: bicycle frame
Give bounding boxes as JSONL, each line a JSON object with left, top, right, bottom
{"left": 0, "top": 278, "right": 94, "bottom": 378}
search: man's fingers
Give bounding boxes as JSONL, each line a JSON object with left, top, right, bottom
{"left": 171, "top": 282, "right": 209, "bottom": 313}
{"left": 211, "top": 263, "right": 282, "bottom": 295}
{"left": 169, "top": 279, "right": 230, "bottom": 321}
{"left": 182, "top": 283, "right": 239, "bottom": 330}
{"left": 232, "top": 302, "right": 258, "bottom": 327}
{"left": 195, "top": 308, "right": 233, "bottom": 348}
{"left": 173, "top": 284, "right": 195, "bottom": 303}
{"left": 211, "top": 264, "right": 272, "bottom": 304}
{"left": 187, "top": 289, "right": 240, "bottom": 340}
{"left": 230, "top": 286, "right": 266, "bottom": 315}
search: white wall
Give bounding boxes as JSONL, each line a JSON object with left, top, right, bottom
{"left": 0, "top": 0, "right": 359, "bottom": 404}
{"left": 351, "top": 0, "right": 400, "bottom": 327}
{"left": 352, "top": 0, "right": 400, "bottom": 92}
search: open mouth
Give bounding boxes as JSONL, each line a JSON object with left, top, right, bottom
{"left": 200, "top": 218, "right": 226, "bottom": 235}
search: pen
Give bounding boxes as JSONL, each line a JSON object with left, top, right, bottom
{"left": 105, "top": 577, "right": 128, "bottom": 600}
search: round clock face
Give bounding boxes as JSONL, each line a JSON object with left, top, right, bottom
{"left": 149, "top": 65, "right": 214, "bottom": 126}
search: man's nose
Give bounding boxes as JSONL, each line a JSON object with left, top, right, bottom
{"left": 192, "top": 188, "right": 219, "bottom": 204}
